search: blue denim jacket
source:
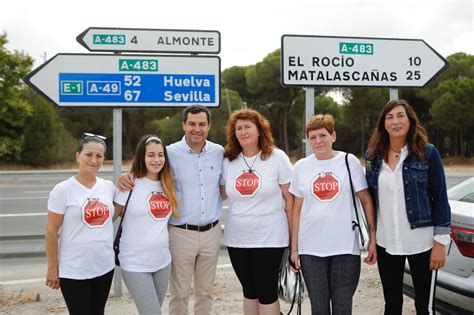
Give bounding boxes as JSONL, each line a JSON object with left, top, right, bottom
{"left": 365, "top": 144, "right": 451, "bottom": 235}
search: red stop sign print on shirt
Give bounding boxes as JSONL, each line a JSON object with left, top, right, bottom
{"left": 81, "top": 198, "right": 110, "bottom": 228}
{"left": 147, "top": 192, "right": 172, "bottom": 221}
{"left": 234, "top": 171, "right": 261, "bottom": 197}
{"left": 311, "top": 172, "right": 341, "bottom": 201}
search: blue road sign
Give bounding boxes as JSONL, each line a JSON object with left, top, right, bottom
{"left": 24, "top": 54, "right": 221, "bottom": 107}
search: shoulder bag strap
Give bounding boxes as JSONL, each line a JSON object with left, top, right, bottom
{"left": 345, "top": 153, "right": 365, "bottom": 247}
{"left": 113, "top": 190, "right": 133, "bottom": 246}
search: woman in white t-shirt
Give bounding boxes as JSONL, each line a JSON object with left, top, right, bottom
{"left": 45, "top": 133, "right": 116, "bottom": 315}
{"left": 289, "top": 114, "right": 377, "bottom": 314}
{"left": 114, "top": 135, "right": 179, "bottom": 315}
{"left": 223, "top": 109, "right": 293, "bottom": 315}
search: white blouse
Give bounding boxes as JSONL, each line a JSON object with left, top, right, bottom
{"left": 376, "top": 146, "right": 436, "bottom": 255}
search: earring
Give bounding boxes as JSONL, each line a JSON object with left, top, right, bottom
{"left": 333, "top": 140, "right": 336, "bottom": 143}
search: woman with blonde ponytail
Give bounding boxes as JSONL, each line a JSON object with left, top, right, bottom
{"left": 114, "top": 135, "right": 179, "bottom": 314}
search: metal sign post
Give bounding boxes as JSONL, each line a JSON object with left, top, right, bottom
{"left": 305, "top": 87, "right": 315, "bottom": 157}
{"left": 389, "top": 88, "right": 399, "bottom": 101}
{"left": 112, "top": 108, "right": 122, "bottom": 296}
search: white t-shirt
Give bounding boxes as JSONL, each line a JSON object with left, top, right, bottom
{"left": 48, "top": 176, "right": 115, "bottom": 279}
{"left": 223, "top": 148, "right": 293, "bottom": 248}
{"left": 114, "top": 177, "right": 172, "bottom": 272}
{"left": 289, "top": 152, "right": 367, "bottom": 257}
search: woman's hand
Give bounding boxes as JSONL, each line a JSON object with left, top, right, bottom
{"left": 118, "top": 173, "right": 135, "bottom": 192}
{"left": 430, "top": 241, "right": 446, "bottom": 270}
{"left": 363, "top": 237, "right": 377, "bottom": 265}
{"left": 290, "top": 250, "right": 300, "bottom": 272}
{"left": 46, "top": 266, "right": 60, "bottom": 289}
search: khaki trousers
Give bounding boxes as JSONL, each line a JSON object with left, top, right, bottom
{"left": 168, "top": 224, "right": 222, "bottom": 315}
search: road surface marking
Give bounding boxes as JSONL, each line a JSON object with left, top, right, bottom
{"left": 0, "top": 196, "right": 48, "bottom": 200}
{"left": 0, "top": 213, "right": 47, "bottom": 218}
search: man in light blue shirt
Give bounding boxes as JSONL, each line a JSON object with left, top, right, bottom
{"left": 167, "top": 105, "right": 224, "bottom": 315}
{"left": 120, "top": 105, "right": 224, "bottom": 314}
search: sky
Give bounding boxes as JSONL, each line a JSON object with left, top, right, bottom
{"left": 1, "top": 0, "right": 472, "bottom": 71}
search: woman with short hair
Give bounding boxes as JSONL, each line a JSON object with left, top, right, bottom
{"left": 290, "top": 114, "right": 377, "bottom": 314}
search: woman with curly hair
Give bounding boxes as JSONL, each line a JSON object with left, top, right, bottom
{"left": 223, "top": 109, "right": 293, "bottom": 315}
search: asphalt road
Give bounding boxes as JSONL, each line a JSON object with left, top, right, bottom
{"left": 0, "top": 170, "right": 230, "bottom": 238}
{"left": 0, "top": 170, "right": 471, "bottom": 238}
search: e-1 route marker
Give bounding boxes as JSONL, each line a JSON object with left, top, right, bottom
{"left": 281, "top": 35, "right": 448, "bottom": 88}
{"left": 24, "top": 53, "right": 221, "bottom": 107}
{"left": 77, "top": 27, "right": 220, "bottom": 54}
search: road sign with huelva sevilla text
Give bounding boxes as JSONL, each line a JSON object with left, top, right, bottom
{"left": 23, "top": 53, "right": 221, "bottom": 107}
{"left": 281, "top": 35, "right": 448, "bottom": 88}
{"left": 77, "top": 27, "right": 220, "bottom": 54}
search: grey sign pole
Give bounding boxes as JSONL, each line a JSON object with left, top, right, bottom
{"left": 113, "top": 107, "right": 123, "bottom": 297}
{"left": 305, "top": 87, "right": 315, "bottom": 157}
{"left": 389, "top": 88, "right": 399, "bottom": 101}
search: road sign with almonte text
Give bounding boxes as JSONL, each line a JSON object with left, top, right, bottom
{"left": 24, "top": 53, "right": 221, "bottom": 107}
{"left": 77, "top": 27, "right": 220, "bottom": 54}
{"left": 281, "top": 35, "right": 448, "bottom": 88}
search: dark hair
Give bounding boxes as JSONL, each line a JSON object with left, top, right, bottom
{"left": 77, "top": 137, "right": 107, "bottom": 153}
{"left": 182, "top": 105, "right": 211, "bottom": 123}
{"left": 306, "top": 114, "right": 335, "bottom": 137}
{"left": 224, "top": 109, "right": 275, "bottom": 161}
{"left": 367, "top": 99, "right": 428, "bottom": 161}
{"left": 130, "top": 135, "right": 179, "bottom": 218}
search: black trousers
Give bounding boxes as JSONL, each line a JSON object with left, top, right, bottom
{"left": 60, "top": 269, "right": 114, "bottom": 315}
{"left": 227, "top": 246, "right": 285, "bottom": 304}
{"left": 377, "top": 245, "right": 437, "bottom": 315}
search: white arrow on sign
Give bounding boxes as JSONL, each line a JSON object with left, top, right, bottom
{"left": 77, "top": 27, "right": 220, "bottom": 54}
{"left": 24, "top": 53, "right": 221, "bottom": 107}
{"left": 281, "top": 35, "right": 448, "bottom": 88}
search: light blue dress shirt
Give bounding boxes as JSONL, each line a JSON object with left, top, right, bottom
{"left": 167, "top": 136, "right": 224, "bottom": 226}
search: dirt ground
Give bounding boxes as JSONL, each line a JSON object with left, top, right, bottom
{"left": 0, "top": 258, "right": 418, "bottom": 314}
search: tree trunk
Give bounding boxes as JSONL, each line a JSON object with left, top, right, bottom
{"left": 282, "top": 106, "right": 289, "bottom": 154}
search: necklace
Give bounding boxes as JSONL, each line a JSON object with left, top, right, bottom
{"left": 389, "top": 146, "right": 402, "bottom": 159}
{"left": 242, "top": 152, "right": 259, "bottom": 173}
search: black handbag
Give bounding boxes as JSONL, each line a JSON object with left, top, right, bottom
{"left": 113, "top": 190, "right": 133, "bottom": 266}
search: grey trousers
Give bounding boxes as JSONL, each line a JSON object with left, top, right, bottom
{"left": 122, "top": 264, "right": 171, "bottom": 315}
{"left": 300, "top": 254, "right": 361, "bottom": 315}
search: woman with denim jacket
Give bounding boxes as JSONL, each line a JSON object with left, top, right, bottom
{"left": 365, "top": 99, "right": 451, "bottom": 315}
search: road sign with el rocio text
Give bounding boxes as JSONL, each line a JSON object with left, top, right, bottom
{"left": 24, "top": 53, "right": 221, "bottom": 107}
{"left": 281, "top": 35, "right": 448, "bottom": 88}
{"left": 77, "top": 27, "right": 220, "bottom": 54}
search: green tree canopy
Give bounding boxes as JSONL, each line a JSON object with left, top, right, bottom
{"left": 0, "top": 32, "right": 34, "bottom": 161}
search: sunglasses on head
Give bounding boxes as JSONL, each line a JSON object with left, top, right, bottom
{"left": 81, "top": 132, "right": 107, "bottom": 140}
